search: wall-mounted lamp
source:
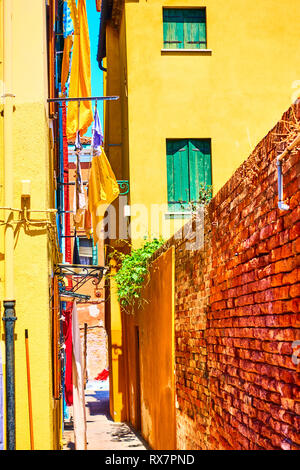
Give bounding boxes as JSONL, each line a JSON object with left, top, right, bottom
{"left": 21, "top": 180, "right": 31, "bottom": 199}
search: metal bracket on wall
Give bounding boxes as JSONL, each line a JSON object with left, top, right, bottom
{"left": 54, "top": 264, "right": 108, "bottom": 296}
{"left": 57, "top": 180, "right": 129, "bottom": 195}
{"left": 117, "top": 180, "right": 129, "bottom": 195}
{"left": 59, "top": 288, "right": 91, "bottom": 302}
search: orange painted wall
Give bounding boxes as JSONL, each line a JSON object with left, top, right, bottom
{"left": 128, "top": 247, "right": 176, "bottom": 450}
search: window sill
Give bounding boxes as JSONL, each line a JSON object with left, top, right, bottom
{"left": 164, "top": 211, "right": 192, "bottom": 220}
{"left": 161, "top": 48, "right": 212, "bottom": 55}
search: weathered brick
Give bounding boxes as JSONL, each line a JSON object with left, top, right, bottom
{"left": 174, "top": 106, "right": 300, "bottom": 451}
{"left": 289, "top": 283, "right": 300, "bottom": 298}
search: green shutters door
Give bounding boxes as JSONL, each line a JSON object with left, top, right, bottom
{"left": 167, "top": 139, "right": 212, "bottom": 211}
{"left": 163, "top": 9, "right": 184, "bottom": 49}
{"left": 183, "top": 9, "right": 206, "bottom": 49}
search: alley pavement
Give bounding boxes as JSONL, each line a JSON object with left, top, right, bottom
{"left": 63, "top": 380, "right": 147, "bottom": 451}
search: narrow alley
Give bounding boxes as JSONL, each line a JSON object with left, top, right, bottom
{"left": 63, "top": 380, "right": 147, "bottom": 451}
{"left": 0, "top": 0, "right": 299, "bottom": 453}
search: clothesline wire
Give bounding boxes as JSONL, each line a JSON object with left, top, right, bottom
{"left": 47, "top": 96, "right": 119, "bottom": 102}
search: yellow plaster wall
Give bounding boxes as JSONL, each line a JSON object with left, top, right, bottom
{"left": 121, "top": 0, "right": 300, "bottom": 246}
{"left": 0, "top": 0, "right": 4, "bottom": 304}
{"left": 0, "top": 0, "right": 59, "bottom": 449}
{"left": 0, "top": 1, "right": 4, "bottom": 449}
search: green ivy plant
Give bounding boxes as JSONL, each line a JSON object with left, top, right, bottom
{"left": 112, "top": 238, "right": 165, "bottom": 309}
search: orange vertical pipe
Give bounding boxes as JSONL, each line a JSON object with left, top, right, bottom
{"left": 25, "top": 330, "right": 34, "bottom": 450}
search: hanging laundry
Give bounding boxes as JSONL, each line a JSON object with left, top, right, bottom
{"left": 73, "top": 145, "right": 86, "bottom": 229}
{"left": 75, "top": 130, "right": 83, "bottom": 153}
{"left": 92, "top": 105, "right": 104, "bottom": 151}
{"left": 88, "top": 147, "right": 120, "bottom": 244}
{"left": 84, "top": 205, "right": 92, "bottom": 239}
{"left": 83, "top": 104, "right": 103, "bottom": 239}
{"left": 67, "top": 0, "right": 80, "bottom": 35}
{"left": 71, "top": 301, "right": 87, "bottom": 450}
{"left": 95, "top": 368, "right": 109, "bottom": 381}
{"left": 66, "top": 0, "right": 93, "bottom": 140}
{"left": 61, "top": 1, "right": 75, "bottom": 93}
{"left": 62, "top": 305, "right": 73, "bottom": 406}
{"left": 62, "top": 103, "right": 72, "bottom": 263}
{"left": 63, "top": 0, "right": 74, "bottom": 38}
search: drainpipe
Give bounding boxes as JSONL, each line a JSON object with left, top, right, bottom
{"left": 2, "top": 0, "right": 17, "bottom": 450}
{"left": 276, "top": 133, "right": 300, "bottom": 211}
{"left": 99, "top": 59, "right": 107, "bottom": 72}
{"left": 2, "top": 301, "right": 16, "bottom": 450}
{"left": 276, "top": 159, "right": 290, "bottom": 211}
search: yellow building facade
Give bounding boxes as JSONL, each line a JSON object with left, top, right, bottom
{"left": 0, "top": 0, "right": 61, "bottom": 450}
{"left": 102, "top": 0, "right": 300, "bottom": 245}
{"left": 99, "top": 0, "right": 300, "bottom": 435}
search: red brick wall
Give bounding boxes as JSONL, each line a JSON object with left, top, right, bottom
{"left": 171, "top": 103, "right": 300, "bottom": 450}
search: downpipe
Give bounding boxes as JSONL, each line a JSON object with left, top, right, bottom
{"left": 276, "top": 132, "right": 300, "bottom": 211}
{"left": 276, "top": 159, "right": 290, "bottom": 211}
{"left": 2, "top": 301, "right": 16, "bottom": 450}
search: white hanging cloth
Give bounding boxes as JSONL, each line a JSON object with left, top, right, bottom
{"left": 71, "top": 300, "right": 87, "bottom": 450}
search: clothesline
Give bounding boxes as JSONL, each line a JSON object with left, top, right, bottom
{"left": 47, "top": 95, "right": 119, "bottom": 103}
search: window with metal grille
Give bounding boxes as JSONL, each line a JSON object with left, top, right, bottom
{"left": 163, "top": 8, "right": 207, "bottom": 49}
{"left": 77, "top": 237, "right": 98, "bottom": 265}
{"left": 166, "top": 139, "right": 212, "bottom": 212}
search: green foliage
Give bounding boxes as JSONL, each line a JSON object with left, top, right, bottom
{"left": 113, "top": 238, "right": 165, "bottom": 309}
{"left": 180, "top": 183, "right": 213, "bottom": 212}
{"left": 198, "top": 183, "right": 213, "bottom": 206}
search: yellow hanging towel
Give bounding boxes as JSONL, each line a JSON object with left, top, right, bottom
{"left": 66, "top": 0, "right": 93, "bottom": 140}
{"left": 88, "top": 147, "right": 120, "bottom": 244}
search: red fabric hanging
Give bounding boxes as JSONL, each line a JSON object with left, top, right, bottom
{"left": 63, "top": 304, "right": 73, "bottom": 406}
{"left": 95, "top": 369, "right": 109, "bottom": 381}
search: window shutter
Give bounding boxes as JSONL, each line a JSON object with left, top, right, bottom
{"left": 166, "top": 141, "right": 175, "bottom": 210}
{"left": 78, "top": 237, "right": 95, "bottom": 265}
{"left": 163, "top": 9, "right": 184, "bottom": 49}
{"left": 167, "top": 139, "right": 212, "bottom": 211}
{"left": 163, "top": 8, "right": 207, "bottom": 50}
{"left": 183, "top": 9, "right": 207, "bottom": 49}
{"left": 167, "top": 140, "right": 189, "bottom": 211}
{"left": 189, "top": 139, "right": 212, "bottom": 202}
